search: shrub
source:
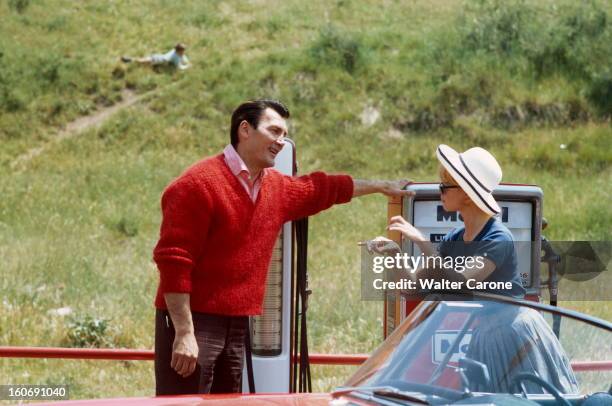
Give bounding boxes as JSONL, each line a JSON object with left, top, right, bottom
{"left": 460, "top": 0, "right": 531, "bottom": 55}
{"left": 440, "top": 0, "right": 612, "bottom": 120}
{"left": 0, "top": 88, "right": 25, "bottom": 112}
{"left": 65, "top": 316, "right": 113, "bottom": 348}
{"left": 8, "top": 0, "right": 30, "bottom": 14}
{"left": 45, "top": 16, "right": 67, "bottom": 31}
{"left": 586, "top": 72, "right": 612, "bottom": 117}
{"left": 38, "top": 54, "right": 63, "bottom": 85}
{"left": 308, "top": 25, "right": 364, "bottom": 74}
{"left": 459, "top": 0, "right": 610, "bottom": 77}
{"left": 115, "top": 216, "right": 139, "bottom": 237}
{"left": 265, "top": 15, "right": 288, "bottom": 38}
{"left": 0, "top": 53, "right": 25, "bottom": 112}
{"left": 525, "top": 1, "right": 609, "bottom": 79}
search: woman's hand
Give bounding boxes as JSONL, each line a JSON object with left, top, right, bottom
{"left": 387, "top": 215, "right": 426, "bottom": 242}
{"left": 360, "top": 236, "right": 401, "bottom": 255}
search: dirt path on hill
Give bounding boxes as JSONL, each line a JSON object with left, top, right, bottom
{"left": 10, "top": 88, "right": 148, "bottom": 170}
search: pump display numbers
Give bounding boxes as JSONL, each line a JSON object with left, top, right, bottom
{"left": 411, "top": 200, "right": 534, "bottom": 288}
{"left": 251, "top": 234, "right": 283, "bottom": 356}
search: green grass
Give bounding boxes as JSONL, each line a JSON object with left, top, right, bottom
{"left": 1, "top": 0, "right": 611, "bottom": 401}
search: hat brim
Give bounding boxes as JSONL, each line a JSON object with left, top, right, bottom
{"left": 436, "top": 144, "right": 500, "bottom": 216}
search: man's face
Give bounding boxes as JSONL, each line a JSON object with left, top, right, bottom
{"left": 244, "top": 108, "right": 288, "bottom": 169}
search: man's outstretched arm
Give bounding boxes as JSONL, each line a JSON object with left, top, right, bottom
{"left": 353, "top": 179, "right": 414, "bottom": 198}
{"left": 282, "top": 174, "right": 415, "bottom": 222}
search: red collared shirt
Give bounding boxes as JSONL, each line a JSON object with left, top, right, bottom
{"left": 223, "top": 144, "right": 263, "bottom": 202}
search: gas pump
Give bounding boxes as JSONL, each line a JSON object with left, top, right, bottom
{"left": 242, "top": 139, "right": 311, "bottom": 393}
{"left": 384, "top": 183, "right": 544, "bottom": 338}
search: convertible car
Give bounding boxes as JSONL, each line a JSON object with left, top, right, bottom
{"left": 36, "top": 293, "right": 611, "bottom": 405}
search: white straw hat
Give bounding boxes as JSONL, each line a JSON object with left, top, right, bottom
{"left": 436, "top": 144, "right": 502, "bottom": 216}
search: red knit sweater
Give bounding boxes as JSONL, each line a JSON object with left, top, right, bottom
{"left": 153, "top": 154, "right": 354, "bottom": 315}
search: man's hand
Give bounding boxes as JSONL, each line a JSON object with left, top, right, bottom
{"left": 379, "top": 180, "right": 414, "bottom": 197}
{"left": 171, "top": 331, "right": 199, "bottom": 377}
{"left": 164, "top": 293, "right": 198, "bottom": 378}
{"left": 353, "top": 179, "right": 415, "bottom": 198}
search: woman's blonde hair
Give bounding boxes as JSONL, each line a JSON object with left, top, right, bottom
{"left": 439, "top": 165, "right": 459, "bottom": 186}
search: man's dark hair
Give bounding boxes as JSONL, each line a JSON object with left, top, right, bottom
{"left": 230, "top": 100, "right": 290, "bottom": 148}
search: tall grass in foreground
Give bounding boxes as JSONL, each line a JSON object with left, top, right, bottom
{"left": 1, "top": 0, "right": 610, "bottom": 399}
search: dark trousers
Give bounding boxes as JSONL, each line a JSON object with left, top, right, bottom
{"left": 155, "top": 309, "right": 248, "bottom": 395}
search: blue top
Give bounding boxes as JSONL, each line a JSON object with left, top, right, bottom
{"left": 152, "top": 50, "right": 189, "bottom": 67}
{"left": 439, "top": 217, "right": 525, "bottom": 298}
{"left": 164, "top": 50, "right": 189, "bottom": 66}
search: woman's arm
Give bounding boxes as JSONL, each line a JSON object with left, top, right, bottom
{"left": 387, "top": 215, "right": 436, "bottom": 257}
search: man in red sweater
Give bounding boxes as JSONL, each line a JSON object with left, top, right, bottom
{"left": 153, "top": 99, "right": 412, "bottom": 395}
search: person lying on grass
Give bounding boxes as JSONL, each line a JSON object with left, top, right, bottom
{"left": 121, "top": 42, "right": 190, "bottom": 70}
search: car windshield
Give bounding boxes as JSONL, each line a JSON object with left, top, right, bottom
{"left": 344, "top": 295, "right": 611, "bottom": 399}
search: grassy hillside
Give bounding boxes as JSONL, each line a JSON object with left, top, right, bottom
{"left": 1, "top": 0, "right": 611, "bottom": 400}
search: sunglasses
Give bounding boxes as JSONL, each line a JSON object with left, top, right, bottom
{"left": 439, "top": 183, "right": 460, "bottom": 194}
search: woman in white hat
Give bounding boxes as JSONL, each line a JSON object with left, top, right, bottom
{"left": 381, "top": 144, "right": 524, "bottom": 297}
{"left": 369, "top": 144, "right": 579, "bottom": 394}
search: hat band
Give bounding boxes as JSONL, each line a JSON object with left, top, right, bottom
{"left": 438, "top": 147, "right": 499, "bottom": 214}
{"left": 459, "top": 155, "right": 491, "bottom": 193}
